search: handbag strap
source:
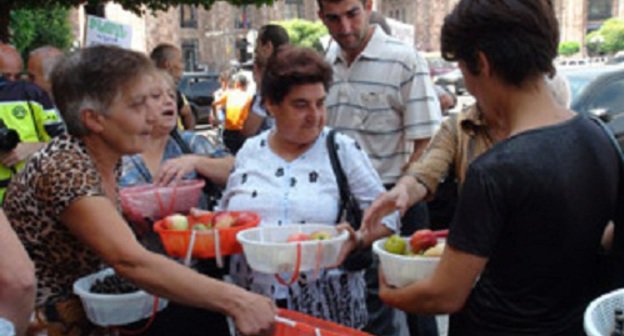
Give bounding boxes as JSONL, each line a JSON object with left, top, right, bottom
{"left": 170, "top": 129, "right": 194, "bottom": 155}
{"left": 326, "top": 129, "right": 360, "bottom": 230}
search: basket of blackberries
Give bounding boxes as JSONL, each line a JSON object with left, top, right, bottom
{"left": 73, "top": 268, "right": 168, "bottom": 327}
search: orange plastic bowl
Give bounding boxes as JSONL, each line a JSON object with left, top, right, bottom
{"left": 153, "top": 211, "right": 260, "bottom": 259}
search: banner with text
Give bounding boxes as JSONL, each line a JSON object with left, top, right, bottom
{"left": 85, "top": 15, "right": 132, "bottom": 49}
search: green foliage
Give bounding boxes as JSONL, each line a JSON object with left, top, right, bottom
{"left": 9, "top": 5, "right": 73, "bottom": 59}
{"left": 558, "top": 41, "right": 580, "bottom": 56}
{"left": 274, "top": 19, "right": 328, "bottom": 52}
{"left": 2, "top": 0, "right": 275, "bottom": 14}
{"left": 0, "top": 0, "right": 277, "bottom": 43}
{"left": 585, "top": 18, "right": 624, "bottom": 54}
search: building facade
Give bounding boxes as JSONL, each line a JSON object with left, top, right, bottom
{"left": 380, "top": 0, "right": 624, "bottom": 54}
{"left": 68, "top": 0, "right": 624, "bottom": 71}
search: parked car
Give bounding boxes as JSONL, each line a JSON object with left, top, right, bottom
{"left": 178, "top": 72, "right": 220, "bottom": 124}
{"left": 435, "top": 68, "right": 466, "bottom": 95}
{"left": 561, "top": 65, "right": 624, "bottom": 148}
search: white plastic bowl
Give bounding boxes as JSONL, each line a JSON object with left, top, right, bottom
{"left": 73, "top": 268, "right": 168, "bottom": 327}
{"left": 372, "top": 237, "right": 443, "bottom": 288}
{"left": 584, "top": 288, "right": 624, "bottom": 336}
{"left": 236, "top": 224, "right": 349, "bottom": 274}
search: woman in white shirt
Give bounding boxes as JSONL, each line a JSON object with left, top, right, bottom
{"left": 221, "top": 45, "right": 399, "bottom": 329}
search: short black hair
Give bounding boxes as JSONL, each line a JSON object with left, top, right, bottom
{"left": 441, "top": 0, "right": 559, "bottom": 87}
{"left": 150, "top": 43, "right": 179, "bottom": 69}
{"left": 262, "top": 46, "right": 332, "bottom": 105}
{"left": 257, "top": 24, "right": 289, "bottom": 49}
{"left": 317, "top": 0, "right": 367, "bottom": 11}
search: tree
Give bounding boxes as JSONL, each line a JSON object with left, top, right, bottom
{"left": 585, "top": 18, "right": 624, "bottom": 54}
{"left": 558, "top": 41, "right": 580, "bottom": 56}
{"left": 10, "top": 6, "right": 73, "bottom": 59}
{"left": 0, "top": 0, "right": 276, "bottom": 43}
{"left": 275, "top": 19, "right": 328, "bottom": 52}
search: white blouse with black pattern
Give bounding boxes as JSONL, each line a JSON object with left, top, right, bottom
{"left": 220, "top": 127, "right": 399, "bottom": 328}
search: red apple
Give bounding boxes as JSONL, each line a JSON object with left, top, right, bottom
{"left": 409, "top": 229, "right": 437, "bottom": 254}
{"left": 287, "top": 233, "right": 311, "bottom": 243}
{"left": 233, "top": 212, "right": 256, "bottom": 226}
{"left": 212, "top": 213, "right": 235, "bottom": 229}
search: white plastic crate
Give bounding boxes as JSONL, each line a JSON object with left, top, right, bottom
{"left": 72, "top": 268, "right": 168, "bottom": 327}
{"left": 236, "top": 224, "right": 349, "bottom": 274}
{"left": 585, "top": 288, "right": 624, "bottom": 336}
{"left": 372, "top": 237, "right": 442, "bottom": 288}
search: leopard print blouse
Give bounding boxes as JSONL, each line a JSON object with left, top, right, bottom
{"left": 4, "top": 134, "right": 121, "bottom": 307}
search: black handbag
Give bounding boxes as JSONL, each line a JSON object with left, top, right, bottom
{"left": 326, "top": 129, "right": 373, "bottom": 272}
{"left": 170, "top": 129, "right": 222, "bottom": 210}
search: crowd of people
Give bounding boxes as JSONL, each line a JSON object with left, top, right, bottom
{"left": 0, "top": 0, "right": 621, "bottom": 336}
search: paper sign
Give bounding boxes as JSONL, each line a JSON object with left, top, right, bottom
{"left": 85, "top": 15, "right": 132, "bottom": 49}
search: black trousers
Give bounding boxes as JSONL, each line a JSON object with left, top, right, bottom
{"left": 223, "top": 129, "right": 246, "bottom": 155}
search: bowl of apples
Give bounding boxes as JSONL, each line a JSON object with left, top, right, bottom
{"left": 372, "top": 229, "right": 448, "bottom": 288}
{"left": 153, "top": 211, "right": 260, "bottom": 259}
{"left": 236, "top": 224, "right": 349, "bottom": 283}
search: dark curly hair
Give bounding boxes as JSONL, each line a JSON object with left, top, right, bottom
{"left": 261, "top": 45, "right": 333, "bottom": 105}
{"left": 441, "top": 0, "right": 559, "bottom": 87}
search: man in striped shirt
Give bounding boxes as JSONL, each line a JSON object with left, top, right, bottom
{"left": 318, "top": 1, "right": 442, "bottom": 335}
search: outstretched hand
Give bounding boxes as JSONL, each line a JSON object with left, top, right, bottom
{"left": 231, "top": 290, "right": 277, "bottom": 336}
{"left": 363, "top": 184, "right": 411, "bottom": 232}
{"left": 155, "top": 155, "right": 199, "bottom": 186}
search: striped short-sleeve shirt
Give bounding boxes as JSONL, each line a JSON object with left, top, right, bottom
{"left": 325, "top": 26, "right": 442, "bottom": 184}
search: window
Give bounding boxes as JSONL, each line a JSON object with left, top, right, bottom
{"left": 235, "top": 6, "right": 250, "bottom": 29}
{"left": 181, "top": 39, "right": 199, "bottom": 71}
{"left": 180, "top": 5, "right": 197, "bottom": 28}
{"left": 285, "top": 0, "right": 304, "bottom": 19}
{"left": 588, "top": 0, "right": 612, "bottom": 21}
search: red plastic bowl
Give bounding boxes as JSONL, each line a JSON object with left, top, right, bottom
{"left": 273, "top": 309, "right": 371, "bottom": 336}
{"left": 153, "top": 211, "right": 260, "bottom": 259}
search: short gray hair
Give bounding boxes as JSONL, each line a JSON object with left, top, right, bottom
{"left": 51, "top": 45, "right": 155, "bottom": 136}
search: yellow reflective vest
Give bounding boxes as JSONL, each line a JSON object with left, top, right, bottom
{"left": 0, "top": 79, "right": 61, "bottom": 203}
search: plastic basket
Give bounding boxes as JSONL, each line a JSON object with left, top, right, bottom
{"left": 72, "top": 268, "right": 168, "bottom": 327}
{"left": 372, "top": 237, "right": 443, "bottom": 288}
{"left": 584, "top": 287, "right": 624, "bottom": 336}
{"left": 273, "top": 309, "right": 371, "bottom": 336}
{"left": 120, "top": 179, "right": 205, "bottom": 224}
{"left": 236, "top": 224, "right": 348, "bottom": 285}
{"left": 153, "top": 211, "right": 260, "bottom": 259}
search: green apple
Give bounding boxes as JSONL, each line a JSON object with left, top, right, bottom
{"left": 193, "top": 224, "right": 209, "bottom": 231}
{"left": 384, "top": 235, "right": 407, "bottom": 255}
{"left": 310, "top": 230, "right": 332, "bottom": 240}
{"left": 165, "top": 214, "right": 188, "bottom": 230}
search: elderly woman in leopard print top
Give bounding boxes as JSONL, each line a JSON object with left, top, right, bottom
{"left": 3, "top": 45, "right": 274, "bottom": 336}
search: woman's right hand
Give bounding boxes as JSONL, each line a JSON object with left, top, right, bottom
{"left": 363, "top": 176, "right": 426, "bottom": 232}
{"left": 229, "top": 290, "right": 276, "bottom": 336}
